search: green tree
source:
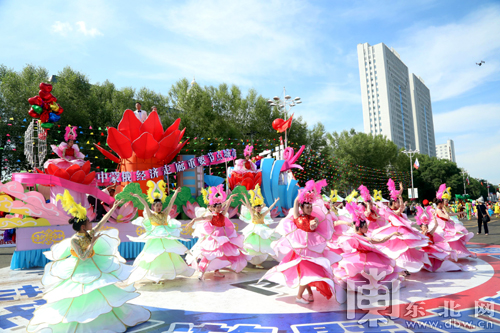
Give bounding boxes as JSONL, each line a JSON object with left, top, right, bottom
{"left": 327, "top": 129, "right": 399, "bottom": 169}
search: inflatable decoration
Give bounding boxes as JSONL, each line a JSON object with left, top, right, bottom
{"left": 0, "top": 181, "right": 97, "bottom": 229}
{"left": 228, "top": 144, "right": 262, "bottom": 191}
{"left": 272, "top": 114, "right": 293, "bottom": 133}
{"left": 95, "top": 110, "right": 188, "bottom": 193}
{"left": 27, "top": 82, "right": 63, "bottom": 135}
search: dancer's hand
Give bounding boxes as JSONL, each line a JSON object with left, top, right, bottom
{"left": 112, "top": 199, "right": 123, "bottom": 209}
{"left": 310, "top": 218, "right": 318, "bottom": 230}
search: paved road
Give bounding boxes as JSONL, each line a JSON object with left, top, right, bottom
{"left": 1, "top": 217, "right": 497, "bottom": 269}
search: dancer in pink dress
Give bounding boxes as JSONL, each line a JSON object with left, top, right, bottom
{"left": 435, "top": 184, "right": 475, "bottom": 259}
{"left": 44, "top": 126, "right": 86, "bottom": 170}
{"left": 416, "top": 205, "right": 465, "bottom": 272}
{"left": 372, "top": 180, "right": 430, "bottom": 274}
{"left": 185, "top": 185, "right": 249, "bottom": 280}
{"left": 260, "top": 180, "right": 343, "bottom": 304}
{"left": 334, "top": 202, "right": 404, "bottom": 293}
{"left": 358, "top": 185, "right": 387, "bottom": 233}
{"left": 326, "top": 190, "right": 353, "bottom": 256}
{"left": 234, "top": 144, "right": 258, "bottom": 173}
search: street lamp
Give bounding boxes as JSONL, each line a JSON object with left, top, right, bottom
{"left": 402, "top": 146, "right": 419, "bottom": 200}
{"left": 267, "top": 87, "right": 301, "bottom": 148}
{"left": 461, "top": 169, "right": 468, "bottom": 195}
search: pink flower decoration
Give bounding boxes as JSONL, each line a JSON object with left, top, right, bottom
{"left": 182, "top": 201, "right": 200, "bottom": 219}
{"left": 104, "top": 201, "right": 138, "bottom": 223}
{"left": 169, "top": 204, "right": 180, "bottom": 219}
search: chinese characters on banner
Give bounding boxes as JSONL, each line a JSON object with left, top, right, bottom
{"left": 95, "top": 148, "right": 237, "bottom": 186}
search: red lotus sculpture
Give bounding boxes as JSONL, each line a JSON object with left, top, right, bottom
{"left": 95, "top": 110, "right": 188, "bottom": 193}
{"left": 228, "top": 172, "right": 262, "bottom": 191}
{"left": 35, "top": 160, "right": 95, "bottom": 185}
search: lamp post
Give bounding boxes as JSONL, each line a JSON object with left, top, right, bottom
{"left": 402, "top": 146, "right": 419, "bottom": 200}
{"left": 461, "top": 169, "right": 468, "bottom": 195}
{"left": 267, "top": 87, "right": 301, "bottom": 149}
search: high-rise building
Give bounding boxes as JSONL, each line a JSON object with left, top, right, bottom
{"left": 357, "top": 42, "right": 436, "bottom": 156}
{"left": 409, "top": 74, "right": 436, "bottom": 157}
{"left": 436, "top": 140, "right": 456, "bottom": 162}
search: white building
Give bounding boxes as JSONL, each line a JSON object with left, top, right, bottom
{"left": 357, "top": 42, "right": 436, "bottom": 156}
{"left": 409, "top": 74, "right": 436, "bottom": 157}
{"left": 436, "top": 139, "right": 456, "bottom": 162}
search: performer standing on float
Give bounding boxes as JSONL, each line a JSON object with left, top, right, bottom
{"left": 234, "top": 144, "right": 258, "bottom": 172}
{"left": 44, "top": 126, "right": 85, "bottom": 170}
{"left": 27, "top": 190, "right": 150, "bottom": 332}
{"left": 239, "top": 185, "right": 280, "bottom": 268}
{"left": 127, "top": 181, "right": 195, "bottom": 284}
{"left": 261, "top": 180, "right": 343, "bottom": 305}
{"left": 372, "top": 180, "right": 430, "bottom": 274}
{"left": 185, "top": 185, "right": 249, "bottom": 280}
{"left": 435, "top": 184, "right": 475, "bottom": 259}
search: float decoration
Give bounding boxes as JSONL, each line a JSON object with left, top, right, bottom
{"left": 272, "top": 114, "right": 293, "bottom": 133}
{"left": 36, "top": 160, "right": 95, "bottom": 185}
{"left": 27, "top": 82, "right": 63, "bottom": 133}
{"left": 95, "top": 110, "right": 188, "bottom": 193}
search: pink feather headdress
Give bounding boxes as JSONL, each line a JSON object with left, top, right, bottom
{"left": 208, "top": 184, "right": 227, "bottom": 205}
{"left": 358, "top": 185, "right": 371, "bottom": 202}
{"left": 64, "top": 126, "right": 77, "bottom": 142}
{"left": 436, "top": 183, "right": 447, "bottom": 200}
{"left": 416, "top": 205, "right": 434, "bottom": 225}
{"left": 297, "top": 179, "right": 327, "bottom": 204}
{"left": 387, "top": 179, "right": 400, "bottom": 201}
{"left": 346, "top": 202, "right": 364, "bottom": 227}
{"left": 244, "top": 145, "right": 254, "bottom": 157}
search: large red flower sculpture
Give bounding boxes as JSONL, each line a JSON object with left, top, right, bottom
{"left": 228, "top": 172, "right": 262, "bottom": 191}
{"left": 35, "top": 160, "right": 95, "bottom": 184}
{"left": 95, "top": 110, "right": 188, "bottom": 193}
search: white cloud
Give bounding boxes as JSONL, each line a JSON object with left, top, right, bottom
{"left": 51, "top": 21, "right": 73, "bottom": 36}
{"left": 433, "top": 104, "right": 500, "bottom": 133}
{"left": 51, "top": 21, "right": 103, "bottom": 38}
{"left": 76, "top": 21, "right": 103, "bottom": 37}
{"left": 134, "top": 0, "right": 323, "bottom": 86}
{"left": 395, "top": 5, "right": 500, "bottom": 101}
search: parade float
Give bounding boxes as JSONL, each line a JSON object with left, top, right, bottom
{"left": 2, "top": 84, "right": 305, "bottom": 269}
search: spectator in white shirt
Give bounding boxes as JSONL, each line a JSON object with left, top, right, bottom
{"left": 134, "top": 102, "right": 147, "bottom": 123}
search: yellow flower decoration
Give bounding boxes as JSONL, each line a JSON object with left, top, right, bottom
{"left": 442, "top": 187, "right": 452, "bottom": 201}
{"left": 373, "top": 189, "right": 383, "bottom": 202}
{"left": 201, "top": 188, "right": 209, "bottom": 205}
{"left": 147, "top": 180, "right": 167, "bottom": 204}
{"left": 345, "top": 190, "right": 359, "bottom": 203}
{"left": 56, "top": 190, "right": 87, "bottom": 221}
{"left": 249, "top": 184, "right": 264, "bottom": 206}
{"left": 330, "top": 190, "right": 338, "bottom": 203}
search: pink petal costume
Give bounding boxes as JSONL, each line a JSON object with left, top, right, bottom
{"left": 44, "top": 126, "right": 86, "bottom": 170}
{"left": 435, "top": 184, "right": 475, "bottom": 259}
{"left": 416, "top": 206, "right": 474, "bottom": 272}
{"left": 334, "top": 232, "right": 404, "bottom": 291}
{"left": 186, "top": 185, "right": 249, "bottom": 273}
{"left": 372, "top": 203, "right": 430, "bottom": 273}
{"left": 260, "top": 180, "right": 343, "bottom": 301}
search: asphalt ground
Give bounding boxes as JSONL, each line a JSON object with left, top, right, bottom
{"left": 0, "top": 216, "right": 497, "bottom": 269}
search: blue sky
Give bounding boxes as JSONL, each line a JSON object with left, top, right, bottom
{"left": 1, "top": 0, "right": 499, "bottom": 185}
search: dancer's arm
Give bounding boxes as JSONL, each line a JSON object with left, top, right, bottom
{"left": 131, "top": 193, "right": 152, "bottom": 219}
{"left": 94, "top": 199, "right": 123, "bottom": 233}
{"left": 334, "top": 220, "right": 353, "bottom": 227}
{"left": 163, "top": 187, "right": 181, "bottom": 215}
{"left": 263, "top": 198, "right": 280, "bottom": 217}
{"left": 222, "top": 194, "right": 236, "bottom": 216}
{"left": 429, "top": 213, "right": 439, "bottom": 235}
{"left": 241, "top": 195, "right": 252, "bottom": 211}
{"left": 293, "top": 197, "right": 300, "bottom": 219}
{"left": 370, "top": 231, "right": 402, "bottom": 244}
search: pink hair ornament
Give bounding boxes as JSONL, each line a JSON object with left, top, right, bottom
{"left": 64, "top": 126, "right": 77, "bottom": 142}
{"left": 436, "top": 183, "right": 447, "bottom": 200}
{"left": 358, "top": 184, "right": 371, "bottom": 202}
{"left": 244, "top": 145, "right": 254, "bottom": 157}
{"left": 208, "top": 184, "right": 227, "bottom": 205}
{"left": 387, "top": 179, "right": 400, "bottom": 201}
